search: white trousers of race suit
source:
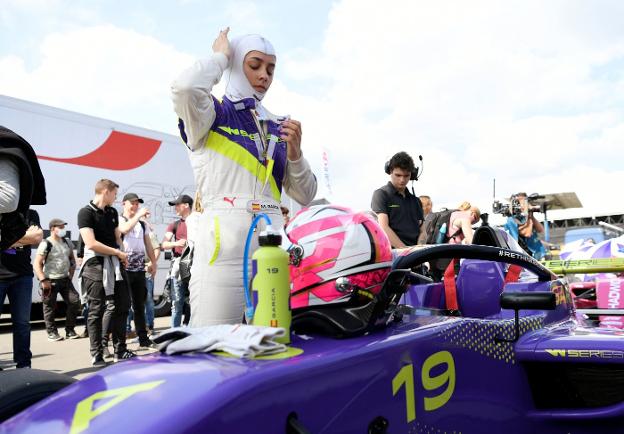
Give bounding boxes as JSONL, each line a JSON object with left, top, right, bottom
{"left": 188, "top": 198, "right": 283, "bottom": 327}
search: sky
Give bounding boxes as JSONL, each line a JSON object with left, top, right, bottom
{"left": 2, "top": 0, "right": 624, "bottom": 222}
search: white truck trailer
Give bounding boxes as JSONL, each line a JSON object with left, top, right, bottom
{"left": 1, "top": 94, "right": 194, "bottom": 317}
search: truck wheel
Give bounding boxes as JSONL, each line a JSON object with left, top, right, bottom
{"left": 0, "top": 369, "right": 75, "bottom": 422}
{"left": 154, "top": 296, "right": 171, "bottom": 317}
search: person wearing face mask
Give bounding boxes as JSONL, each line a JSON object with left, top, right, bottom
{"left": 171, "top": 28, "right": 317, "bottom": 326}
{"left": 34, "top": 218, "right": 81, "bottom": 341}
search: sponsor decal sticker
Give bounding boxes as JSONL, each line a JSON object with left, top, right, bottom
{"left": 597, "top": 278, "right": 624, "bottom": 329}
{"left": 70, "top": 380, "right": 165, "bottom": 434}
{"left": 545, "top": 349, "right": 624, "bottom": 359}
{"left": 247, "top": 199, "right": 280, "bottom": 214}
{"left": 498, "top": 249, "right": 541, "bottom": 267}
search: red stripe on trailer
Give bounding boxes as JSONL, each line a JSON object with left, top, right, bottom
{"left": 37, "top": 131, "right": 162, "bottom": 170}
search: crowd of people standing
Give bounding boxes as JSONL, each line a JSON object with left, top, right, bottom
{"left": 0, "top": 174, "right": 193, "bottom": 369}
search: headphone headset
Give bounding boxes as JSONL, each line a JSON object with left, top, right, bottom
{"left": 384, "top": 152, "right": 422, "bottom": 181}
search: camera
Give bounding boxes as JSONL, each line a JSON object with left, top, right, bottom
{"left": 492, "top": 196, "right": 523, "bottom": 217}
{"left": 525, "top": 193, "right": 543, "bottom": 213}
{"left": 492, "top": 193, "right": 542, "bottom": 218}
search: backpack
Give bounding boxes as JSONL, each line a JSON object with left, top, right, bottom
{"left": 172, "top": 219, "right": 181, "bottom": 240}
{"left": 42, "top": 237, "right": 74, "bottom": 262}
{"left": 171, "top": 219, "right": 193, "bottom": 284}
{"left": 178, "top": 243, "right": 194, "bottom": 285}
{"left": 424, "top": 209, "right": 458, "bottom": 245}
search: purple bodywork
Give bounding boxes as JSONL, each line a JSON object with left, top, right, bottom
{"left": 2, "top": 255, "right": 624, "bottom": 433}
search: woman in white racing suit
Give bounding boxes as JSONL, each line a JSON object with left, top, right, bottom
{"left": 171, "top": 28, "right": 317, "bottom": 326}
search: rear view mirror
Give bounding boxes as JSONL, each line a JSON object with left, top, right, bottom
{"left": 500, "top": 292, "right": 556, "bottom": 311}
{"left": 497, "top": 292, "right": 556, "bottom": 343}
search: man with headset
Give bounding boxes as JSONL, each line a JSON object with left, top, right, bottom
{"left": 371, "top": 152, "right": 424, "bottom": 248}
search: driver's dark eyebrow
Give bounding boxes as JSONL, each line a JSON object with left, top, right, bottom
{"left": 248, "top": 56, "right": 275, "bottom": 67}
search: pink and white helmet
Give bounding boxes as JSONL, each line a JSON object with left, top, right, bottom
{"left": 286, "top": 205, "right": 393, "bottom": 311}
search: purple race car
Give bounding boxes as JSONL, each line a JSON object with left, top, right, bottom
{"left": 1, "top": 228, "right": 623, "bottom": 433}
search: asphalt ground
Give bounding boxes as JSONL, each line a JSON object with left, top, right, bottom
{"left": 0, "top": 315, "right": 170, "bottom": 380}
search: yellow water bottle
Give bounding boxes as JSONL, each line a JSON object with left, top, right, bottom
{"left": 251, "top": 229, "right": 291, "bottom": 344}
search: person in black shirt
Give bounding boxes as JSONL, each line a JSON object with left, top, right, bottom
{"left": 77, "top": 179, "right": 132, "bottom": 367}
{"left": 0, "top": 209, "right": 43, "bottom": 368}
{"left": 371, "top": 152, "right": 424, "bottom": 248}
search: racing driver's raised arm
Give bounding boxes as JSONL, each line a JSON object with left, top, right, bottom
{"left": 171, "top": 28, "right": 231, "bottom": 151}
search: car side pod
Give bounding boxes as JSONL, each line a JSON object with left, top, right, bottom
{"left": 496, "top": 292, "right": 556, "bottom": 343}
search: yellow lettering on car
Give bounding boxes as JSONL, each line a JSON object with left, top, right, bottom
{"left": 392, "top": 364, "right": 416, "bottom": 423}
{"left": 391, "top": 351, "right": 456, "bottom": 423}
{"left": 70, "top": 380, "right": 164, "bottom": 434}
{"left": 545, "top": 349, "right": 566, "bottom": 357}
{"left": 545, "top": 349, "right": 624, "bottom": 359}
{"left": 422, "top": 351, "right": 455, "bottom": 411}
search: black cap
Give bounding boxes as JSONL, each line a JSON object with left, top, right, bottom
{"left": 122, "top": 192, "right": 144, "bottom": 203}
{"left": 258, "top": 232, "right": 282, "bottom": 246}
{"left": 49, "top": 218, "right": 67, "bottom": 229}
{"left": 168, "top": 194, "right": 193, "bottom": 207}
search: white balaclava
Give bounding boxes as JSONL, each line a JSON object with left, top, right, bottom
{"left": 225, "top": 34, "right": 276, "bottom": 104}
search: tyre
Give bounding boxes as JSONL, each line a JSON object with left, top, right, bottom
{"left": 0, "top": 369, "right": 76, "bottom": 422}
{"left": 154, "top": 278, "right": 172, "bottom": 317}
{"left": 154, "top": 296, "right": 171, "bottom": 317}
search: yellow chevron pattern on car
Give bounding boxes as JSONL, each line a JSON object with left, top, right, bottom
{"left": 437, "top": 316, "right": 544, "bottom": 364}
